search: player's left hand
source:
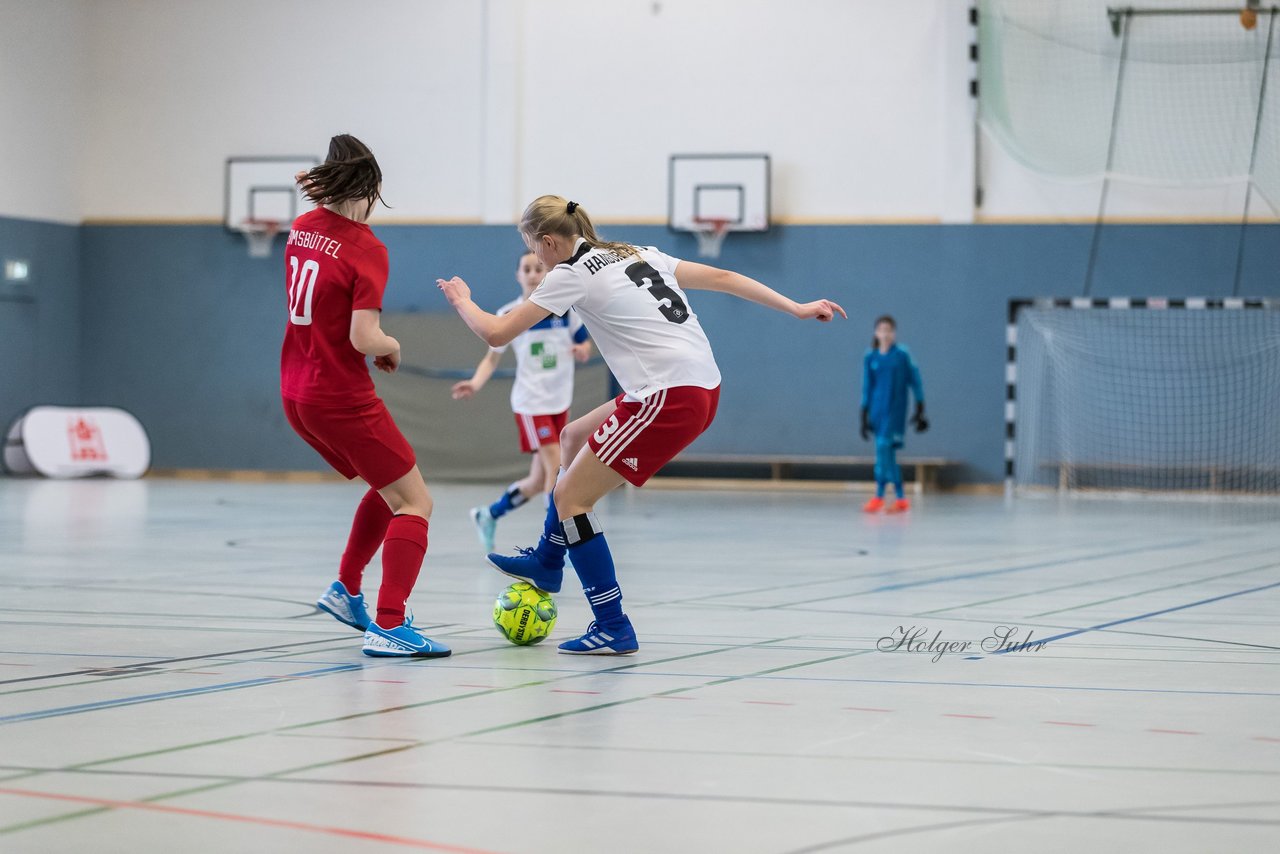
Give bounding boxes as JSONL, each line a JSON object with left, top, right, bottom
{"left": 912, "top": 402, "right": 929, "bottom": 433}
{"left": 794, "top": 299, "right": 847, "bottom": 322}
{"left": 437, "top": 276, "right": 472, "bottom": 306}
{"left": 374, "top": 344, "right": 400, "bottom": 374}
{"left": 572, "top": 342, "right": 592, "bottom": 363}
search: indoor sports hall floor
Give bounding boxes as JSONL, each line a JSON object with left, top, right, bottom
{"left": 0, "top": 478, "right": 1277, "bottom": 853}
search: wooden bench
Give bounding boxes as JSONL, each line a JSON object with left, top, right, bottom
{"left": 660, "top": 453, "right": 955, "bottom": 494}
{"left": 1038, "top": 461, "right": 1276, "bottom": 493}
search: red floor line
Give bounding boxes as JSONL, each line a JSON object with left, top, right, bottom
{"left": 844, "top": 707, "right": 895, "bottom": 713}
{"left": 1147, "top": 729, "right": 1200, "bottom": 736}
{"left": 942, "top": 714, "right": 994, "bottom": 720}
{"left": 0, "top": 787, "right": 500, "bottom": 853}
{"left": 1253, "top": 736, "right": 1280, "bottom": 743}
{"left": 1044, "top": 721, "right": 1096, "bottom": 728}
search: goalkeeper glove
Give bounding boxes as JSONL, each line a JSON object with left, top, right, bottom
{"left": 912, "top": 402, "right": 929, "bottom": 433}
{"left": 860, "top": 407, "right": 871, "bottom": 441}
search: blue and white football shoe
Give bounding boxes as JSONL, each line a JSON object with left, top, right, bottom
{"left": 558, "top": 617, "right": 638, "bottom": 655}
{"left": 469, "top": 506, "right": 497, "bottom": 553}
{"left": 486, "top": 547, "right": 564, "bottom": 593}
{"left": 316, "top": 580, "right": 370, "bottom": 631}
{"left": 362, "top": 614, "right": 451, "bottom": 659}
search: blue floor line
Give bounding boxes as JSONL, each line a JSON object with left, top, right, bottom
{"left": 0, "top": 664, "right": 361, "bottom": 725}
{"left": 973, "top": 579, "right": 1280, "bottom": 659}
{"left": 868, "top": 539, "right": 1200, "bottom": 594}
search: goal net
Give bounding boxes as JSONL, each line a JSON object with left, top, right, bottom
{"left": 978, "top": 0, "right": 1280, "bottom": 213}
{"left": 1009, "top": 300, "right": 1280, "bottom": 495}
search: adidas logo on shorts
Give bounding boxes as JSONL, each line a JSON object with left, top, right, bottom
{"left": 622, "top": 457, "right": 639, "bottom": 471}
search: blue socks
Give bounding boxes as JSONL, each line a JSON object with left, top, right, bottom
{"left": 874, "top": 438, "right": 904, "bottom": 499}
{"left": 488, "top": 483, "right": 528, "bottom": 520}
{"left": 532, "top": 472, "right": 567, "bottom": 568}
{"left": 562, "top": 512, "right": 624, "bottom": 628}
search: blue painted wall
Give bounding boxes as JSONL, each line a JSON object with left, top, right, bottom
{"left": 64, "top": 220, "right": 1280, "bottom": 481}
{"left": 0, "top": 216, "right": 81, "bottom": 434}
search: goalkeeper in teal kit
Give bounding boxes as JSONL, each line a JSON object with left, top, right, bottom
{"left": 860, "top": 315, "right": 927, "bottom": 512}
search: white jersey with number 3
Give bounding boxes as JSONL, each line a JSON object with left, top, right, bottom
{"left": 528, "top": 238, "right": 721, "bottom": 400}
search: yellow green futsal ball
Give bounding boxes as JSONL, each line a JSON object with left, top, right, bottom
{"left": 493, "top": 582, "right": 557, "bottom": 645}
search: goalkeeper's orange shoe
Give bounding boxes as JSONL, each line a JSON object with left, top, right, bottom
{"left": 886, "top": 498, "right": 911, "bottom": 514}
{"left": 862, "top": 497, "right": 885, "bottom": 513}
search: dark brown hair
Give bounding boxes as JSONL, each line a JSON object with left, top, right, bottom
{"left": 872, "top": 314, "right": 896, "bottom": 348}
{"left": 299, "top": 135, "right": 387, "bottom": 219}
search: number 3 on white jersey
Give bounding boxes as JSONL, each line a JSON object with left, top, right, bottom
{"left": 288, "top": 257, "right": 320, "bottom": 325}
{"left": 593, "top": 415, "right": 620, "bottom": 444}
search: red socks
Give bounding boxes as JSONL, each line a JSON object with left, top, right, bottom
{"left": 338, "top": 489, "right": 394, "bottom": 595}
{"left": 375, "top": 514, "right": 429, "bottom": 629}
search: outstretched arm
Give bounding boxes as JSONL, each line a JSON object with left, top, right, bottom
{"left": 437, "top": 277, "right": 551, "bottom": 347}
{"left": 452, "top": 350, "right": 502, "bottom": 400}
{"left": 674, "top": 261, "right": 846, "bottom": 322}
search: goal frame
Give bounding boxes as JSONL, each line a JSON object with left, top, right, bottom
{"left": 1005, "top": 296, "right": 1279, "bottom": 494}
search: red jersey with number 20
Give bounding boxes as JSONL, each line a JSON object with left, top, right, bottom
{"left": 280, "top": 207, "right": 389, "bottom": 407}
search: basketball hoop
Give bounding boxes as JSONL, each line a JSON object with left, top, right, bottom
{"left": 239, "top": 218, "right": 282, "bottom": 259}
{"left": 692, "top": 217, "right": 731, "bottom": 259}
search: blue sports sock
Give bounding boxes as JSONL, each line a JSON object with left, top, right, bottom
{"left": 888, "top": 447, "right": 904, "bottom": 499}
{"left": 532, "top": 470, "right": 567, "bottom": 567}
{"left": 562, "top": 513, "right": 624, "bottom": 627}
{"left": 488, "top": 483, "right": 527, "bottom": 519}
{"left": 874, "top": 438, "right": 891, "bottom": 498}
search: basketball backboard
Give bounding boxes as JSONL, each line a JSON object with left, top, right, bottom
{"left": 668, "top": 153, "right": 771, "bottom": 233}
{"left": 223, "top": 156, "right": 318, "bottom": 232}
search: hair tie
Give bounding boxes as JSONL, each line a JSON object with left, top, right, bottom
{"left": 566, "top": 201, "right": 579, "bottom": 214}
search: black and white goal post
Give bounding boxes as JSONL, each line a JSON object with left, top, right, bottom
{"left": 1006, "top": 297, "right": 1280, "bottom": 497}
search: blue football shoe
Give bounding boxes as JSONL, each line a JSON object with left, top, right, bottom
{"left": 469, "top": 506, "right": 497, "bottom": 553}
{"left": 362, "top": 615, "right": 451, "bottom": 658}
{"left": 486, "top": 547, "right": 564, "bottom": 593}
{"left": 558, "top": 617, "right": 638, "bottom": 655}
{"left": 316, "top": 580, "right": 370, "bottom": 631}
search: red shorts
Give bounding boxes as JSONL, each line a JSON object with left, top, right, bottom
{"left": 515, "top": 410, "right": 568, "bottom": 454}
{"left": 588, "top": 385, "right": 720, "bottom": 486}
{"left": 283, "top": 397, "right": 416, "bottom": 490}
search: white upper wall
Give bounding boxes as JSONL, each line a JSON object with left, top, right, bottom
{"left": 6, "top": 0, "right": 1255, "bottom": 224}
{"left": 0, "top": 0, "right": 89, "bottom": 223}
{"left": 73, "top": 0, "right": 965, "bottom": 224}
{"left": 80, "top": 0, "right": 486, "bottom": 222}
{"left": 515, "top": 0, "right": 951, "bottom": 222}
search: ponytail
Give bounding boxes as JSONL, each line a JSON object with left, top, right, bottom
{"left": 299, "top": 134, "right": 388, "bottom": 220}
{"left": 519, "top": 195, "right": 639, "bottom": 259}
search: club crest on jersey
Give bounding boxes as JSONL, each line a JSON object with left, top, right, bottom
{"left": 530, "top": 341, "right": 557, "bottom": 369}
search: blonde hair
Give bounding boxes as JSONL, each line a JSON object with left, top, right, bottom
{"left": 519, "top": 195, "right": 639, "bottom": 259}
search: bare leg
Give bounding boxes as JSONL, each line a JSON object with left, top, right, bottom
{"left": 512, "top": 451, "right": 545, "bottom": 499}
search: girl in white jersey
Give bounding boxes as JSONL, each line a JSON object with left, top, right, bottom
{"left": 438, "top": 196, "right": 844, "bottom": 655}
{"left": 452, "top": 251, "right": 592, "bottom": 551}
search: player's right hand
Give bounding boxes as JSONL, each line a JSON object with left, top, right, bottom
{"left": 451, "top": 381, "right": 476, "bottom": 400}
{"left": 437, "top": 276, "right": 472, "bottom": 307}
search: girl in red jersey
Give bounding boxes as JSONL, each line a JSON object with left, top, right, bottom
{"left": 282, "top": 134, "right": 448, "bottom": 658}
{"left": 438, "top": 196, "right": 844, "bottom": 655}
